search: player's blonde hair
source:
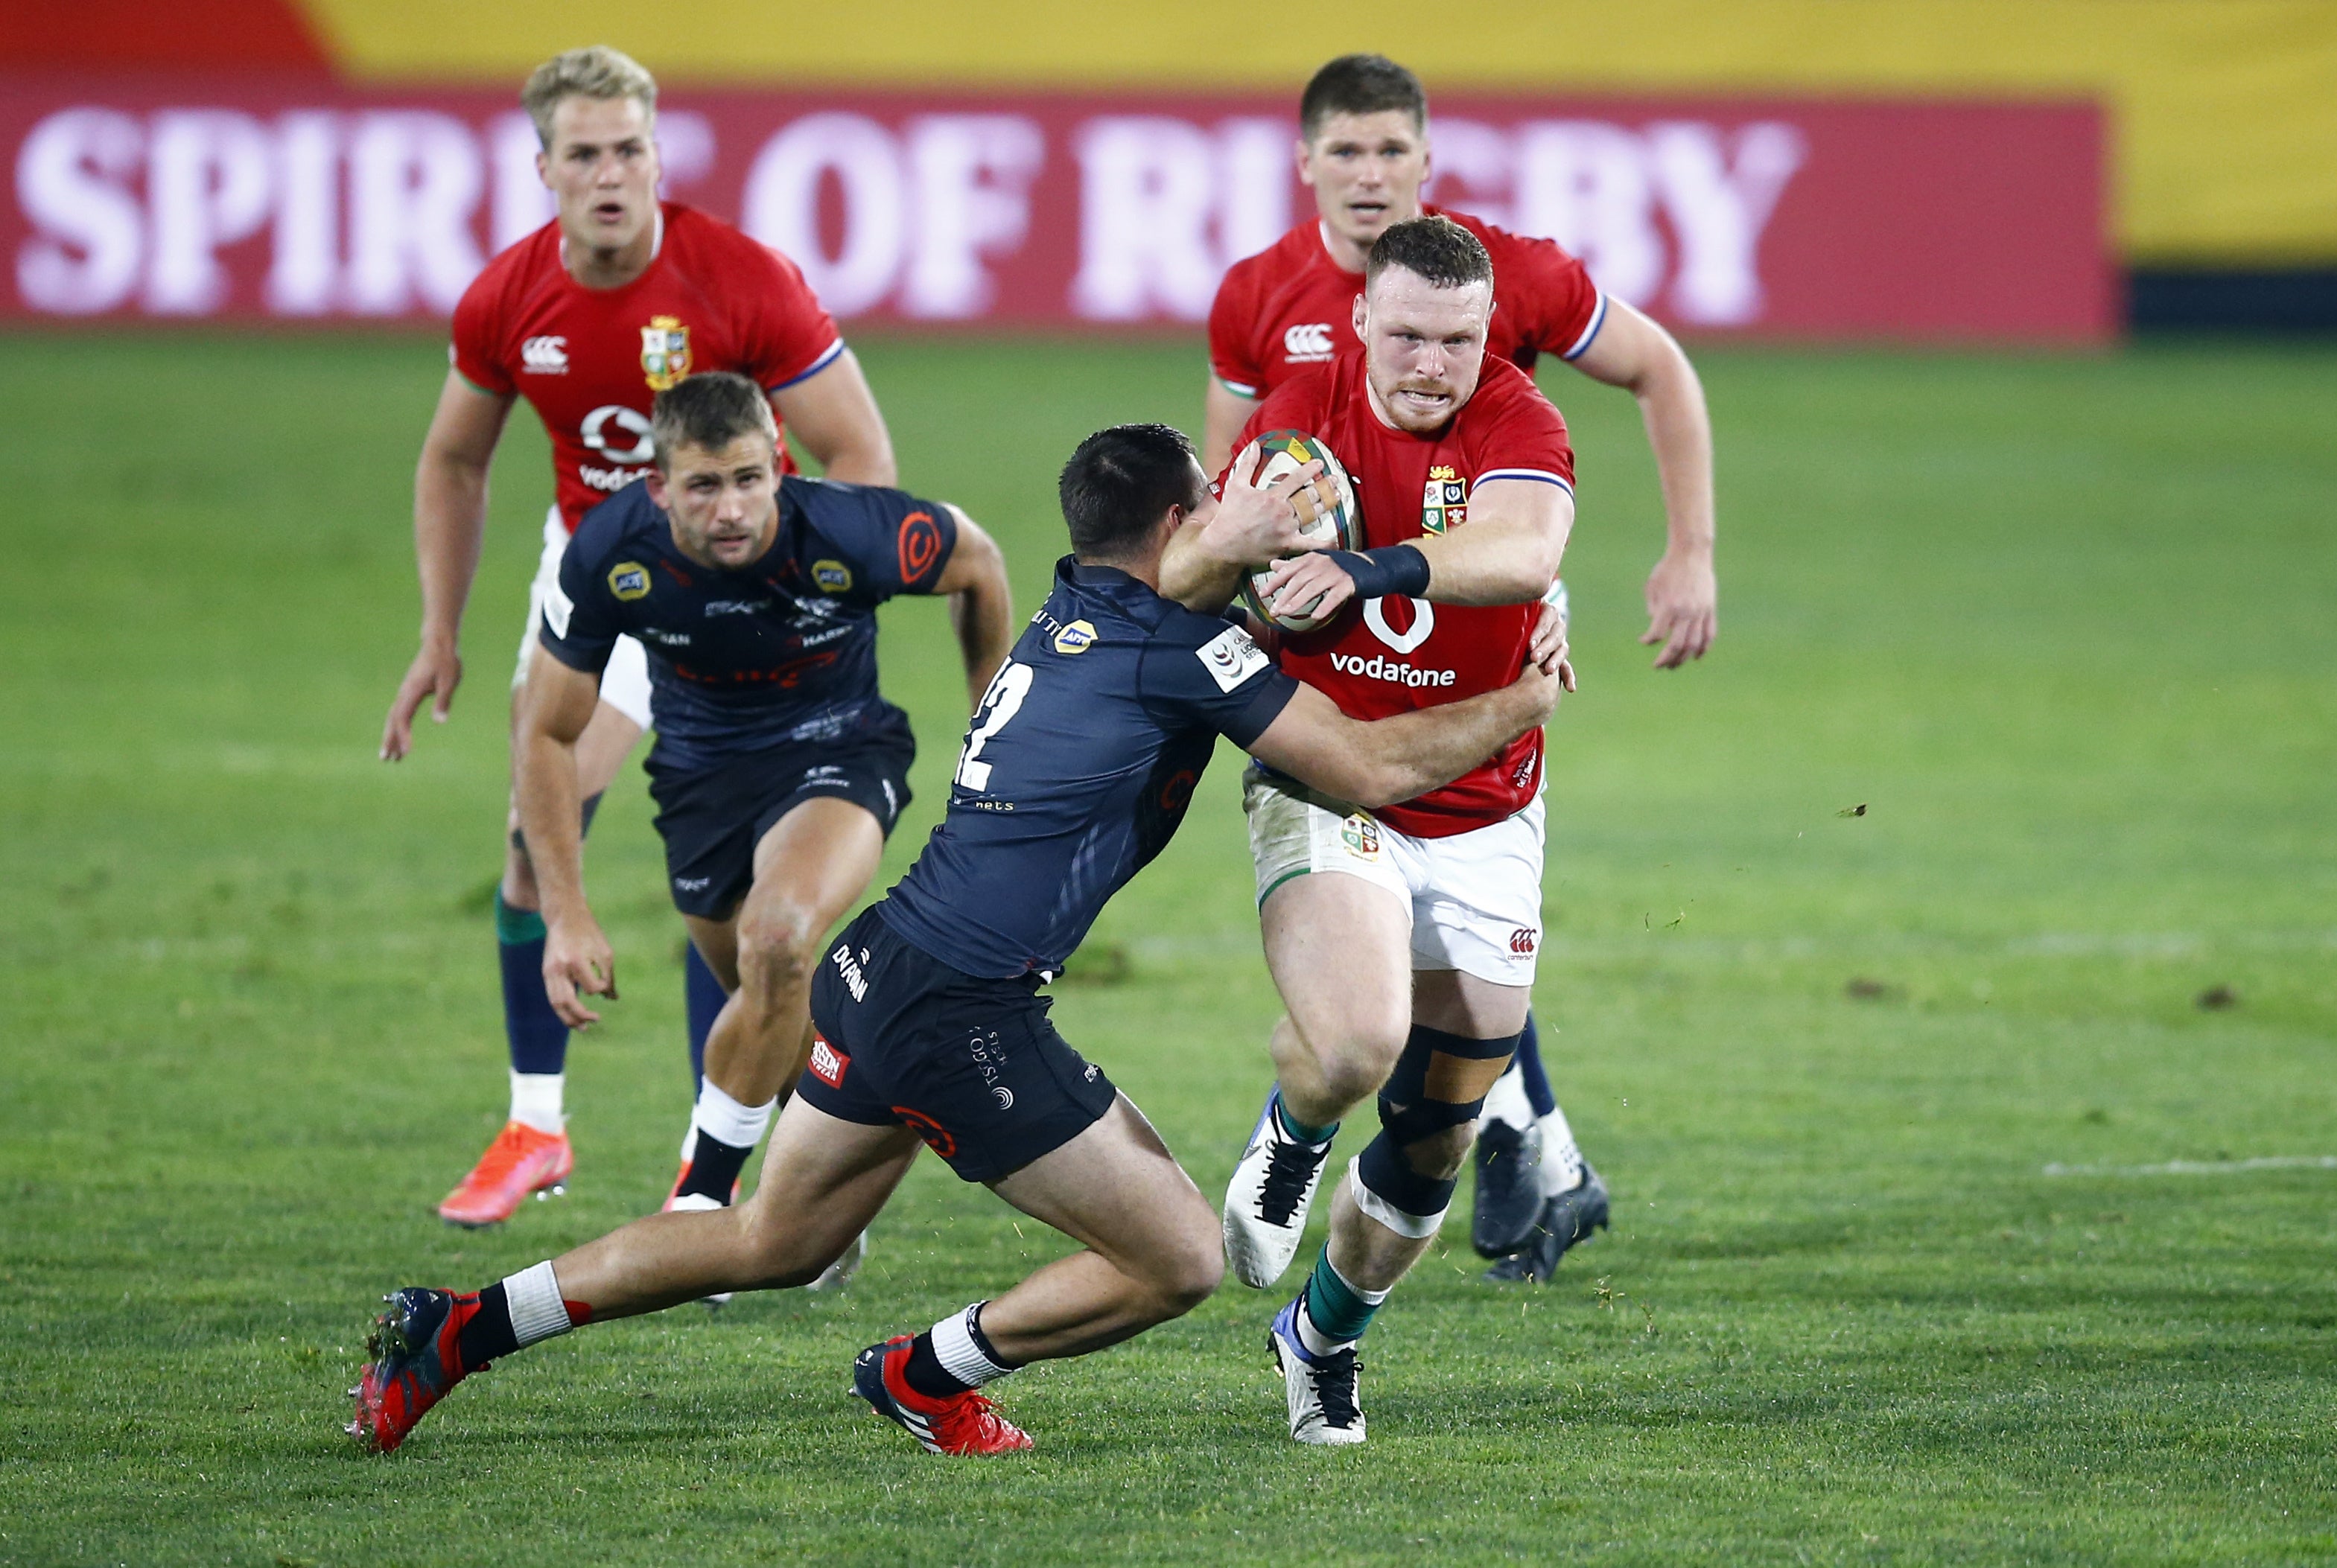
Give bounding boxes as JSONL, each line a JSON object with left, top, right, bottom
{"left": 522, "top": 46, "right": 658, "bottom": 148}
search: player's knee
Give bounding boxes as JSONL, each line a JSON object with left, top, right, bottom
{"left": 1401, "top": 1121, "right": 1479, "bottom": 1182}
{"left": 1313, "top": 1019, "right": 1408, "bottom": 1109}
{"left": 1144, "top": 1208, "right": 1225, "bottom": 1315}
{"left": 734, "top": 904, "right": 819, "bottom": 996}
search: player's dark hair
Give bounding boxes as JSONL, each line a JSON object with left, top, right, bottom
{"left": 650, "top": 372, "right": 780, "bottom": 469}
{"left": 1365, "top": 214, "right": 1493, "bottom": 294}
{"left": 1300, "top": 54, "right": 1427, "bottom": 142}
{"left": 1058, "top": 424, "right": 1205, "bottom": 561}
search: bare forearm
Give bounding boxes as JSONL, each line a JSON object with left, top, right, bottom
{"left": 414, "top": 455, "right": 491, "bottom": 643}
{"left": 1159, "top": 524, "right": 1247, "bottom": 614}
{"left": 1638, "top": 357, "right": 1715, "bottom": 556}
{"left": 1348, "top": 687, "right": 1540, "bottom": 806}
{"left": 951, "top": 579, "right": 1017, "bottom": 710}
{"left": 516, "top": 731, "right": 590, "bottom": 922}
{"left": 1411, "top": 518, "right": 1565, "bottom": 606}
{"left": 812, "top": 439, "right": 894, "bottom": 487}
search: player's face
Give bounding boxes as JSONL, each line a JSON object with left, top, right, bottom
{"left": 649, "top": 433, "right": 782, "bottom": 570}
{"left": 1298, "top": 111, "right": 1430, "bottom": 252}
{"left": 1355, "top": 267, "right": 1492, "bottom": 434}
{"left": 537, "top": 95, "right": 663, "bottom": 256}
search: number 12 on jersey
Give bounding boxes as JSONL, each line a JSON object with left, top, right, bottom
{"left": 955, "top": 660, "right": 1033, "bottom": 791}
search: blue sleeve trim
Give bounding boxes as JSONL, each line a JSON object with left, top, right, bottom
{"left": 769, "top": 337, "right": 847, "bottom": 391}
{"left": 1559, "top": 292, "right": 1609, "bottom": 362}
{"left": 1477, "top": 468, "right": 1576, "bottom": 497}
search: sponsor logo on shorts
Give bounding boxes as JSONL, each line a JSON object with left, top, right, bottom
{"left": 1327, "top": 651, "right": 1457, "bottom": 689}
{"left": 892, "top": 1106, "right": 958, "bottom": 1158}
{"left": 521, "top": 335, "right": 568, "bottom": 374}
{"left": 643, "top": 628, "right": 690, "bottom": 645}
{"left": 812, "top": 558, "right": 853, "bottom": 593}
{"left": 1052, "top": 618, "right": 1097, "bottom": 656}
{"left": 1197, "top": 625, "right": 1271, "bottom": 692}
{"left": 1283, "top": 322, "right": 1335, "bottom": 362}
{"left": 1510, "top": 927, "right": 1539, "bottom": 955}
{"left": 608, "top": 561, "right": 652, "bottom": 602}
{"left": 704, "top": 599, "right": 766, "bottom": 616}
{"left": 674, "top": 876, "right": 711, "bottom": 893}
{"left": 967, "top": 1027, "right": 1015, "bottom": 1112}
{"left": 809, "top": 1036, "right": 850, "bottom": 1088}
{"left": 1341, "top": 814, "right": 1381, "bottom": 858}
{"left": 829, "top": 942, "right": 869, "bottom": 1002}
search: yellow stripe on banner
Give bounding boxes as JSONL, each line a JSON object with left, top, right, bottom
{"left": 298, "top": 0, "right": 2337, "bottom": 262}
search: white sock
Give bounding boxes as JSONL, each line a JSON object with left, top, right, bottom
{"left": 931, "top": 1302, "right": 1014, "bottom": 1389}
{"left": 503, "top": 1260, "right": 574, "bottom": 1349}
{"left": 693, "top": 1079, "right": 775, "bottom": 1151}
{"left": 1480, "top": 1059, "right": 1533, "bottom": 1132}
{"left": 1539, "top": 1103, "right": 1586, "bottom": 1196}
{"left": 509, "top": 1071, "right": 564, "bottom": 1135}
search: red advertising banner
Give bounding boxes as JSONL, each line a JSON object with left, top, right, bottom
{"left": 1, "top": 80, "right": 2110, "bottom": 340}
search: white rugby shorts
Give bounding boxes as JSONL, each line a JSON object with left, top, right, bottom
{"left": 513, "top": 506, "right": 653, "bottom": 730}
{"left": 1244, "top": 769, "right": 1545, "bottom": 987}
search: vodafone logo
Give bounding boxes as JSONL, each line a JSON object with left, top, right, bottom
{"left": 1328, "top": 651, "right": 1457, "bottom": 689}
{"left": 580, "top": 404, "right": 655, "bottom": 464}
{"left": 1283, "top": 322, "right": 1335, "bottom": 361}
{"left": 1363, "top": 595, "right": 1436, "bottom": 655}
{"left": 521, "top": 335, "right": 568, "bottom": 374}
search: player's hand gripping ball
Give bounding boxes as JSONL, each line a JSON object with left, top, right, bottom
{"left": 1234, "top": 430, "right": 1361, "bottom": 633}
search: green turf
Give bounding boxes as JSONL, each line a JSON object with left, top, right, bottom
{"left": 1, "top": 331, "right": 2333, "bottom": 1566}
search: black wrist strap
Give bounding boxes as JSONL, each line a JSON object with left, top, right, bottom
{"left": 1326, "top": 544, "right": 1431, "bottom": 601}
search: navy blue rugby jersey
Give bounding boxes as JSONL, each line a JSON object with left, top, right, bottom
{"left": 877, "top": 557, "right": 1300, "bottom": 979}
{"left": 540, "top": 477, "right": 957, "bottom": 771}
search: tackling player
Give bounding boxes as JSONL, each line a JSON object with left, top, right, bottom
{"left": 1204, "top": 54, "right": 1723, "bottom": 1277}
{"left": 375, "top": 48, "right": 900, "bottom": 1228}
{"left": 1168, "top": 216, "right": 1583, "bottom": 1442}
{"left": 348, "top": 423, "right": 1567, "bottom": 1458}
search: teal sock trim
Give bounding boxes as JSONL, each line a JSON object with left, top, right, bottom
{"left": 1273, "top": 1091, "right": 1337, "bottom": 1147}
{"left": 1303, "top": 1249, "right": 1380, "bottom": 1344}
{"left": 494, "top": 890, "right": 547, "bottom": 946}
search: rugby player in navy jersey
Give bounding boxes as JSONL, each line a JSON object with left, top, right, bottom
{"left": 349, "top": 422, "right": 1567, "bottom": 1457}
{"left": 511, "top": 372, "right": 1012, "bottom": 1260}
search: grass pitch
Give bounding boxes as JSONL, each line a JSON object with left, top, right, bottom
{"left": 1, "top": 331, "right": 2333, "bottom": 1566}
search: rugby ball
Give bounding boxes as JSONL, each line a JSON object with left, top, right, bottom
{"left": 1233, "top": 430, "right": 1362, "bottom": 633}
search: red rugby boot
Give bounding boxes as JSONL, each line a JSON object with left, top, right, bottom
{"left": 437, "top": 1121, "right": 572, "bottom": 1227}
{"left": 850, "top": 1336, "right": 1032, "bottom": 1456}
{"left": 346, "top": 1287, "right": 480, "bottom": 1453}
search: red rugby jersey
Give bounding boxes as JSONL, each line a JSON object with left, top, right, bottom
{"left": 1208, "top": 205, "right": 1605, "bottom": 401}
{"left": 1233, "top": 354, "right": 1574, "bottom": 838}
{"left": 451, "top": 203, "right": 844, "bottom": 532}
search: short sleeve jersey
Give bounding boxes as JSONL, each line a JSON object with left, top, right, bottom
{"left": 451, "top": 203, "right": 845, "bottom": 532}
{"left": 1208, "top": 205, "right": 1606, "bottom": 400}
{"left": 878, "top": 559, "right": 1299, "bottom": 978}
{"left": 1233, "top": 354, "right": 1574, "bottom": 838}
{"left": 538, "top": 476, "right": 956, "bottom": 773}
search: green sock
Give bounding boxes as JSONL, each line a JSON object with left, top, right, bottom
{"left": 1299, "top": 1249, "right": 1388, "bottom": 1351}
{"left": 1274, "top": 1091, "right": 1337, "bottom": 1147}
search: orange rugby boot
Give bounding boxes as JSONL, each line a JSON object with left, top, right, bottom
{"left": 850, "top": 1336, "right": 1033, "bottom": 1456}
{"left": 436, "top": 1121, "right": 573, "bottom": 1227}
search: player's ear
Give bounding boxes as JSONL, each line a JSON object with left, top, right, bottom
{"left": 1293, "top": 137, "right": 1314, "bottom": 185}
{"left": 535, "top": 148, "right": 551, "bottom": 191}
{"left": 644, "top": 465, "right": 670, "bottom": 511}
{"left": 1352, "top": 292, "right": 1368, "bottom": 339}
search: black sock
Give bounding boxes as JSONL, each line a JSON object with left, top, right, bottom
{"left": 456, "top": 1283, "right": 519, "bottom": 1371}
{"left": 902, "top": 1331, "right": 973, "bottom": 1400}
{"left": 675, "top": 1130, "right": 752, "bottom": 1203}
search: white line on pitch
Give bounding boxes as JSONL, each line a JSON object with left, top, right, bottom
{"left": 2042, "top": 1156, "right": 2337, "bottom": 1177}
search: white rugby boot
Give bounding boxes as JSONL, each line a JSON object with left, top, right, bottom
{"left": 1222, "top": 1090, "right": 1336, "bottom": 1289}
{"left": 1269, "top": 1298, "right": 1365, "bottom": 1445}
{"left": 807, "top": 1229, "right": 868, "bottom": 1293}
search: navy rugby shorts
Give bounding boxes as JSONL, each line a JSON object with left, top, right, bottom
{"left": 802, "top": 907, "right": 1119, "bottom": 1184}
{"left": 646, "top": 720, "right": 914, "bottom": 920}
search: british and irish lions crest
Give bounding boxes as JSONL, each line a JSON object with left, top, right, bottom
{"left": 640, "top": 315, "right": 692, "bottom": 391}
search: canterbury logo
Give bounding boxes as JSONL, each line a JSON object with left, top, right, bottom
{"left": 1510, "top": 928, "right": 1539, "bottom": 955}
{"left": 1283, "top": 322, "right": 1335, "bottom": 360}
{"left": 521, "top": 335, "right": 568, "bottom": 373}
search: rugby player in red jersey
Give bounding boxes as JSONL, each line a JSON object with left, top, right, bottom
{"left": 1205, "top": 55, "right": 1721, "bottom": 1274}
{"left": 375, "top": 48, "right": 905, "bottom": 1234}
{"left": 1166, "top": 216, "right": 1585, "bottom": 1443}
